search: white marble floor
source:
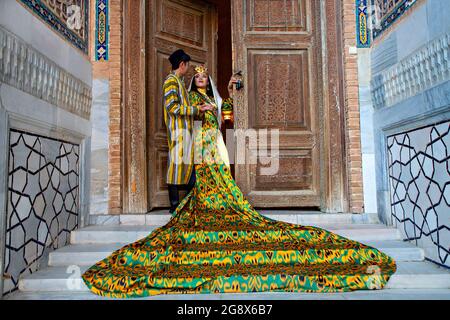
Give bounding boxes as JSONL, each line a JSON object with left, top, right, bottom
{"left": 5, "top": 289, "right": 450, "bottom": 300}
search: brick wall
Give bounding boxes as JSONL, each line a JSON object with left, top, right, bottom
{"left": 91, "top": 0, "right": 122, "bottom": 214}
{"left": 342, "top": 0, "right": 364, "bottom": 213}
{"left": 108, "top": 0, "right": 123, "bottom": 214}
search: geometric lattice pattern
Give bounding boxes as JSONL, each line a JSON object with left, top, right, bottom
{"left": 3, "top": 130, "right": 79, "bottom": 295}
{"left": 387, "top": 121, "right": 450, "bottom": 269}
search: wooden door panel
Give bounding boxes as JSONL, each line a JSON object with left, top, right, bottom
{"left": 248, "top": 49, "right": 311, "bottom": 129}
{"left": 232, "top": 0, "right": 321, "bottom": 208}
{"left": 251, "top": 149, "right": 314, "bottom": 190}
{"left": 147, "top": 0, "right": 217, "bottom": 209}
{"left": 246, "top": 0, "right": 308, "bottom": 32}
{"left": 157, "top": 0, "right": 206, "bottom": 47}
{"left": 124, "top": 0, "right": 347, "bottom": 212}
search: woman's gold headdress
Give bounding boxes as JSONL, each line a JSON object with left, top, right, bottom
{"left": 194, "top": 65, "right": 208, "bottom": 75}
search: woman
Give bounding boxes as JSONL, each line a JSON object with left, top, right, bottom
{"left": 188, "top": 65, "right": 234, "bottom": 168}
{"left": 81, "top": 66, "right": 396, "bottom": 298}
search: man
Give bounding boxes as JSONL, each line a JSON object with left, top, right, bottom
{"left": 163, "top": 49, "right": 213, "bottom": 214}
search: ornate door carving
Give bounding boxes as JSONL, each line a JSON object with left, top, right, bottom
{"left": 231, "top": 0, "right": 348, "bottom": 211}
{"left": 146, "top": 0, "right": 217, "bottom": 209}
{"left": 231, "top": 0, "right": 321, "bottom": 208}
{"left": 124, "top": 0, "right": 347, "bottom": 213}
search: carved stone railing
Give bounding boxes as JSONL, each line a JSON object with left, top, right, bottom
{"left": 371, "top": 32, "right": 450, "bottom": 109}
{"left": 0, "top": 26, "right": 92, "bottom": 119}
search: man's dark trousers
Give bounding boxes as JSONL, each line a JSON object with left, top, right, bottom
{"left": 168, "top": 168, "right": 196, "bottom": 214}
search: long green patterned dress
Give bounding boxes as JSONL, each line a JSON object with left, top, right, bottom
{"left": 81, "top": 90, "right": 396, "bottom": 298}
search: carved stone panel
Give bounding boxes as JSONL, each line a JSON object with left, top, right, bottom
{"left": 4, "top": 130, "right": 79, "bottom": 294}
{"left": 246, "top": 0, "right": 307, "bottom": 32}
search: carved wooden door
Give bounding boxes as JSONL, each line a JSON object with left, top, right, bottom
{"left": 147, "top": 0, "right": 217, "bottom": 209}
{"left": 231, "top": 0, "right": 322, "bottom": 208}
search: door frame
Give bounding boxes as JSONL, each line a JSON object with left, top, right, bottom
{"left": 122, "top": 0, "right": 148, "bottom": 214}
{"left": 320, "top": 0, "right": 349, "bottom": 212}
{"left": 146, "top": 0, "right": 218, "bottom": 210}
{"left": 122, "top": 0, "right": 349, "bottom": 213}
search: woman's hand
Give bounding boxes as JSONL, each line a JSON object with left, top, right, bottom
{"left": 198, "top": 104, "right": 214, "bottom": 113}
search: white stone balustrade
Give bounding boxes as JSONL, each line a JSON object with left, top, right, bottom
{"left": 371, "top": 32, "right": 450, "bottom": 109}
{"left": 0, "top": 26, "right": 92, "bottom": 119}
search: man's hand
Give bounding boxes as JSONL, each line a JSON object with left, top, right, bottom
{"left": 198, "top": 104, "right": 214, "bottom": 112}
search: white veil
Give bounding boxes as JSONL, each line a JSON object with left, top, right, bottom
{"left": 188, "top": 75, "right": 224, "bottom": 129}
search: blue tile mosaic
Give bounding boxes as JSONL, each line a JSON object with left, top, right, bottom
{"left": 356, "top": 0, "right": 371, "bottom": 48}
{"left": 371, "top": 0, "right": 420, "bottom": 39}
{"left": 18, "top": 0, "right": 89, "bottom": 54}
{"left": 95, "top": 0, "right": 109, "bottom": 61}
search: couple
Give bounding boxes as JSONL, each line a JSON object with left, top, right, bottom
{"left": 163, "top": 49, "right": 235, "bottom": 215}
{"left": 81, "top": 50, "right": 396, "bottom": 298}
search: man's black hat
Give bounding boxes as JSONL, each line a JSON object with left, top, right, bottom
{"left": 169, "top": 49, "right": 191, "bottom": 69}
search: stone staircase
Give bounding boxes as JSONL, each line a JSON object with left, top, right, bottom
{"left": 7, "top": 212, "right": 450, "bottom": 300}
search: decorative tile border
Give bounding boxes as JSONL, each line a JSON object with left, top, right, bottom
{"left": 387, "top": 120, "right": 450, "bottom": 268}
{"left": 371, "top": 0, "right": 419, "bottom": 40}
{"left": 4, "top": 129, "right": 80, "bottom": 295}
{"left": 356, "top": 0, "right": 371, "bottom": 48}
{"left": 0, "top": 26, "right": 92, "bottom": 119}
{"left": 17, "top": 0, "right": 89, "bottom": 55}
{"left": 371, "top": 32, "right": 450, "bottom": 109}
{"left": 95, "top": 0, "right": 109, "bottom": 61}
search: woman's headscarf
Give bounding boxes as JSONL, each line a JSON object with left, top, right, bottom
{"left": 188, "top": 66, "right": 224, "bottom": 128}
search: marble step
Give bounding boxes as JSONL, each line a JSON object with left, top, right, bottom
{"left": 18, "top": 262, "right": 450, "bottom": 292}
{"left": 70, "top": 224, "right": 402, "bottom": 244}
{"left": 48, "top": 240, "right": 424, "bottom": 267}
{"left": 7, "top": 289, "right": 450, "bottom": 300}
{"left": 90, "top": 212, "right": 380, "bottom": 226}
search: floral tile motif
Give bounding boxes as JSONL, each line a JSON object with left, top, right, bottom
{"left": 95, "top": 0, "right": 109, "bottom": 61}
{"left": 356, "top": 0, "right": 371, "bottom": 48}
{"left": 18, "top": 0, "right": 89, "bottom": 54}
{"left": 372, "top": 0, "right": 419, "bottom": 39}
